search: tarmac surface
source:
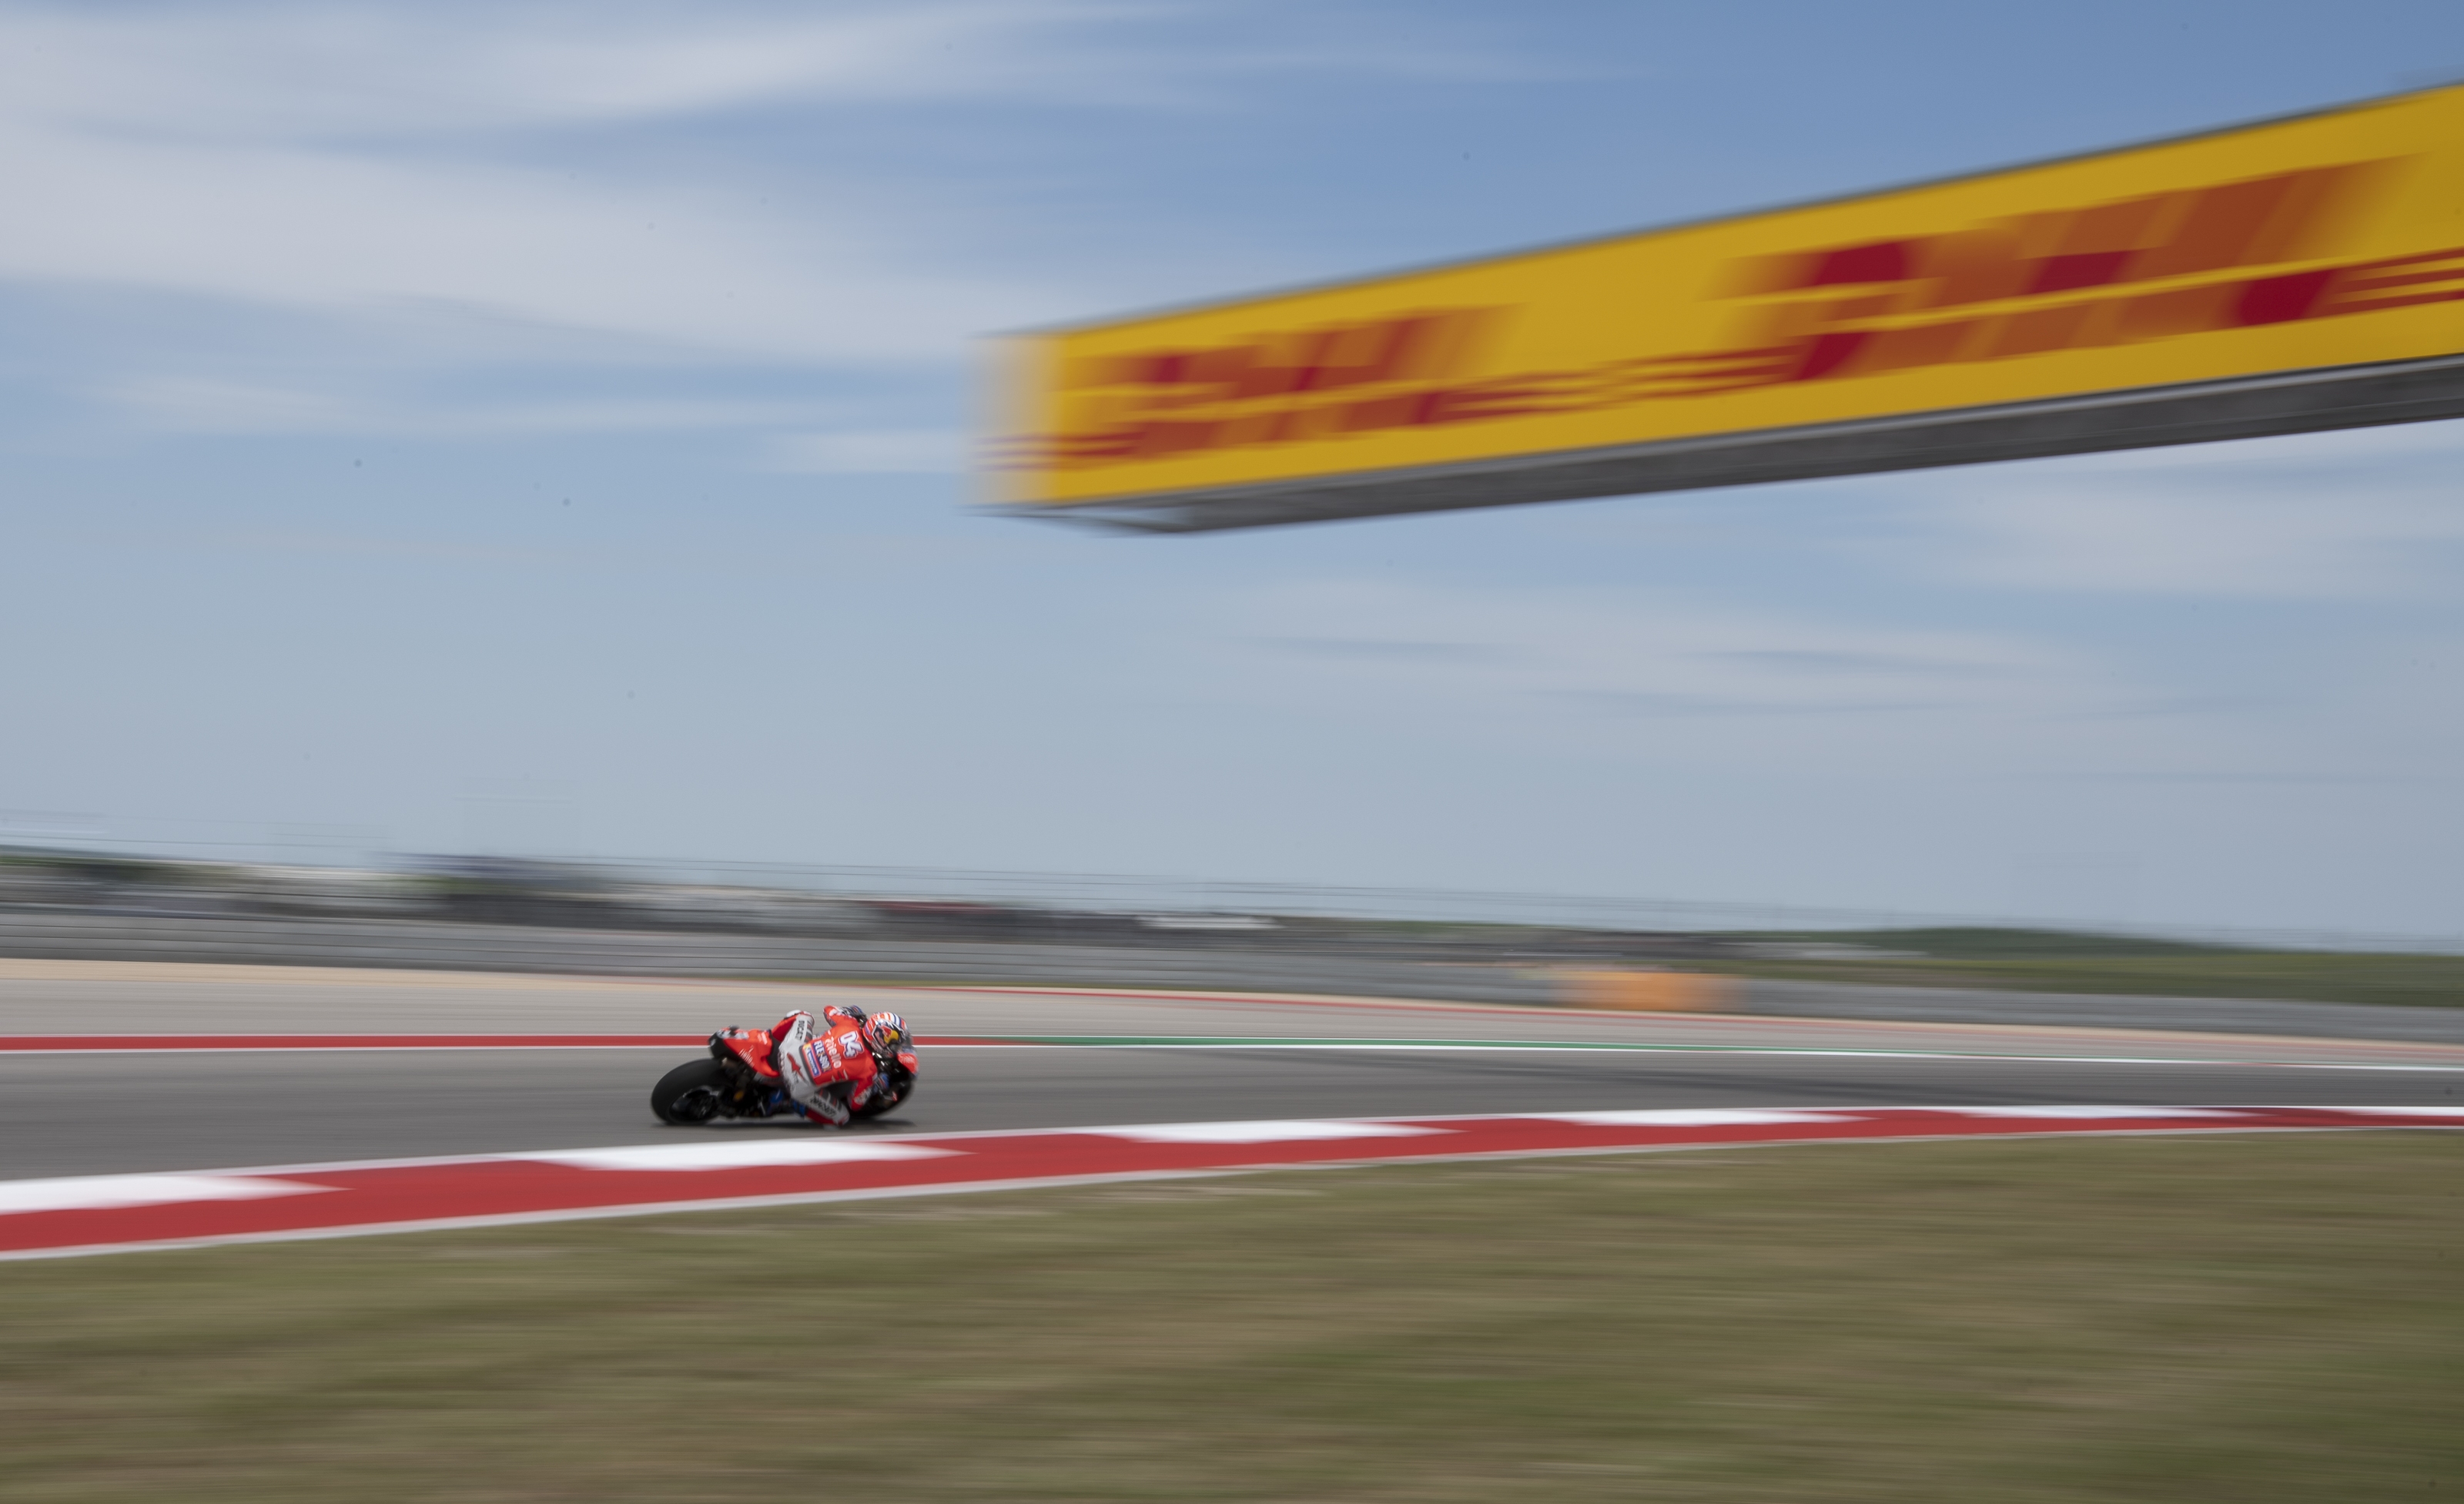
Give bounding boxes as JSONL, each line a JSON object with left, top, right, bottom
{"left": 4, "top": 960, "right": 2459, "bottom": 1179}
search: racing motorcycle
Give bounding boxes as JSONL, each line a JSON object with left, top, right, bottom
{"left": 649, "top": 1022, "right": 918, "bottom": 1125}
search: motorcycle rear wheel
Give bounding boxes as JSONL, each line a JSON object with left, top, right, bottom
{"left": 651, "top": 1058, "right": 730, "bottom": 1124}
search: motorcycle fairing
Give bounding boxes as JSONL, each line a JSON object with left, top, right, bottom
{"left": 709, "top": 1027, "right": 782, "bottom": 1080}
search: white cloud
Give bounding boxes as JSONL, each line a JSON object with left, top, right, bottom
{"left": 0, "top": 2, "right": 1149, "bottom": 370}
{"left": 106, "top": 377, "right": 817, "bottom": 436}
{"left": 1244, "top": 578, "right": 2096, "bottom": 719}
{"left": 0, "top": 1, "right": 1575, "bottom": 429}
{"left": 0, "top": 2, "right": 1128, "bottom": 139}
{"left": 1899, "top": 420, "right": 2464, "bottom": 598}
{"left": 0, "top": 120, "right": 1050, "bottom": 364}
{"left": 765, "top": 428, "right": 964, "bottom": 473}
{"left": 2019, "top": 418, "right": 2464, "bottom": 472}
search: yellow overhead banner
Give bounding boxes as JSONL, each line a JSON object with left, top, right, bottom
{"left": 988, "top": 85, "right": 2464, "bottom": 531}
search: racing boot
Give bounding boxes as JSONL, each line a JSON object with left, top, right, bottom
{"left": 795, "top": 1083, "right": 852, "bottom": 1127}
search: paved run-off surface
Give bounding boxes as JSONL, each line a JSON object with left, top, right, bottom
{"left": 10, "top": 957, "right": 2464, "bottom": 1057}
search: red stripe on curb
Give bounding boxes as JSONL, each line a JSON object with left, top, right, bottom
{"left": 3, "top": 1107, "right": 2458, "bottom": 1260}
{"left": 0, "top": 1035, "right": 1029, "bottom": 1052}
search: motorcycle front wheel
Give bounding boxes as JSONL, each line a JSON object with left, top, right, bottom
{"left": 854, "top": 1067, "right": 915, "bottom": 1120}
{"left": 651, "top": 1058, "right": 729, "bottom": 1124}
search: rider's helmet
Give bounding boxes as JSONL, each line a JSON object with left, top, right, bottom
{"left": 861, "top": 1012, "right": 911, "bottom": 1057}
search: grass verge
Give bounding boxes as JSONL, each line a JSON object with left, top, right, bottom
{"left": 4, "top": 1134, "right": 2459, "bottom": 1502}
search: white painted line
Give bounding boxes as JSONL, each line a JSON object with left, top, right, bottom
{"left": 0, "top": 1045, "right": 699, "bottom": 1055}
{"left": 526, "top": 1141, "right": 960, "bottom": 1173}
{"left": 0, "top": 1174, "right": 326, "bottom": 1217}
{"left": 2300, "top": 1104, "right": 2464, "bottom": 1117}
{"left": 1519, "top": 1108, "right": 1859, "bottom": 1127}
{"left": 920, "top": 1043, "right": 2464, "bottom": 1071}
{"left": 8, "top": 1040, "right": 2460, "bottom": 1073}
{"left": 1089, "top": 1120, "right": 1450, "bottom": 1144}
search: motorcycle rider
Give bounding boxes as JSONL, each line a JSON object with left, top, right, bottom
{"left": 769, "top": 1005, "right": 910, "bottom": 1126}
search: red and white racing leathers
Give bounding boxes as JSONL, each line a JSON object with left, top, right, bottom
{"left": 771, "top": 1007, "right": 880, "bottom": 1126}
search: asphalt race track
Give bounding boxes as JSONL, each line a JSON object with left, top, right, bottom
{"left": 2, "top": 960, "right": 2459, "bottom": 1182}
{"left": 7, "top": 1042, "right": 2464, "bottom": 1180}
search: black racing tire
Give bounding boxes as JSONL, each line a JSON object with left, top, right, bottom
{"left": 651, "top": 1058, "right": 730, "bottom": 1124}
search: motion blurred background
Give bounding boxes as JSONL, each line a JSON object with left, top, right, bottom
{"left": 4, "top": 0, "right": 2462, "bottom": 938}
{"left": 7, "top": 14, "right": 2464, "bottom": 1501}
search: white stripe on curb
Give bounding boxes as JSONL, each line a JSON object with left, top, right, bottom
{"left": 1089, "top": 1120, "right": 1450, "bottom": 1144}
{"left": 0, "top": 1174, "right": 326, "bottom": 1216}
{"left": 1522, "top": 1109, "right": 1856, "bottom": 1127}
{"left": 527, "top": 1142, "right": 960, "bottom": 1172}
{"left": 1940, "top": 1106, "right": 2245, "bottom": 1120}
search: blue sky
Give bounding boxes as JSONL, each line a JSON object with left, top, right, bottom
{"left": 3, "top": 1, "right": 2462, "bottom": 934}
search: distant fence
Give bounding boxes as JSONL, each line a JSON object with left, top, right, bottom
{"left": 0, "top": 911, "right": 1562, "bottom": 1005}
{"left": 12, "top": 845, "right": 2464, "bottom": 954}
